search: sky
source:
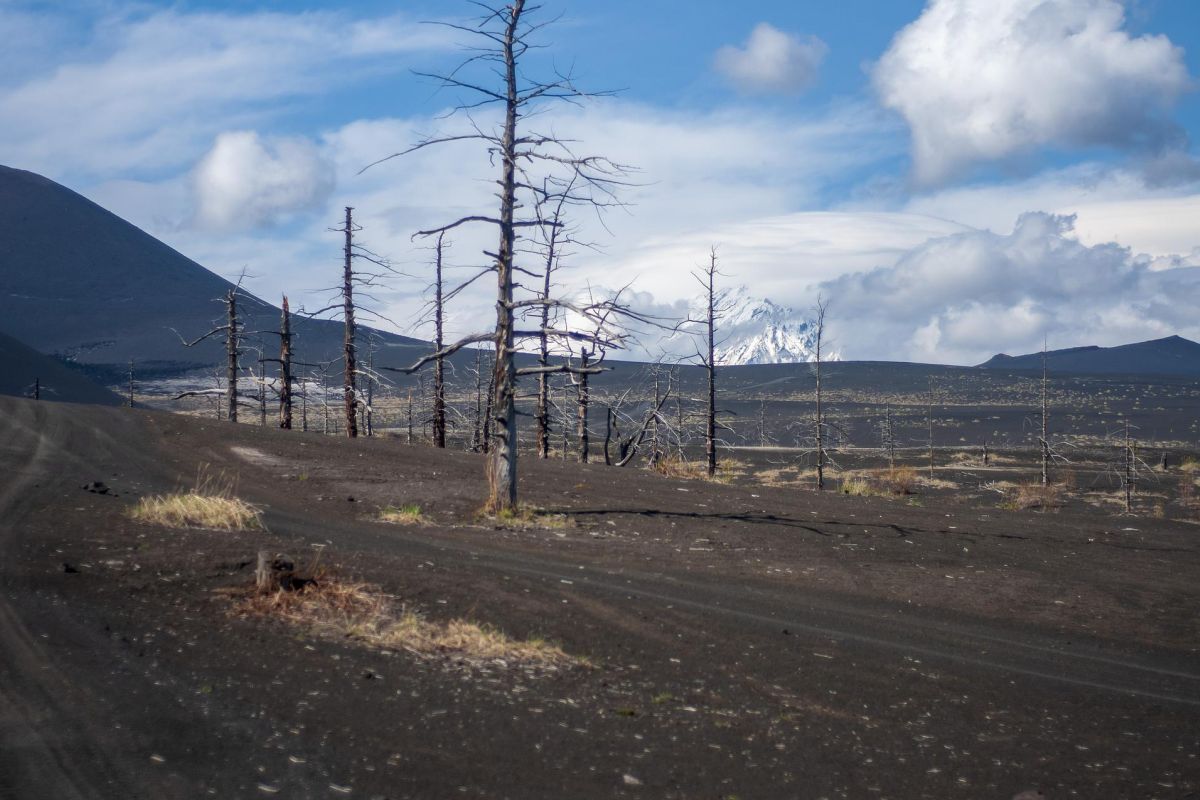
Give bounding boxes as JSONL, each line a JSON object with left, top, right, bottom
{"left": 2, "top": 0, "right": 1200, "bottom": 364}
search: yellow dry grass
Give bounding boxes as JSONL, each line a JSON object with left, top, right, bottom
{"left": 486, "top": 504, "right": 574, "bottom": 530}
{"left": 652, "top": 454, "right": 746, "bottom": 484}
{"left": 1003, "top": 481, "right": 1065, "bottom": 511}
{"left": 131, "top": 494, "right": 263, "bottom": 531}
{"left": 129, "top": 467, "right": 262, "bottom": 531}
{"left": 234, "top": 578, "right": 574, "bottom": 667}
{"left": 379, "top": 504, "right": 424, "bottom": 525}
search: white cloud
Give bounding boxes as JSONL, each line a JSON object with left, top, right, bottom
{"left": 900, "top": 164, "right": 1200, "bottom": 255}
{"left": 0, "top": 7, "right": 452, "bottom": 179}
{"left": 191, "top": 131, "right": 335, "bottom": 230}
{"left": 875, "top": 0, "right": 1192, "bottom": 184}
{"left": 715, "top": 23, "right": 828, "bottom": 94}
{"left": 816, "top": 213, "right": 1200, "bottom": 364}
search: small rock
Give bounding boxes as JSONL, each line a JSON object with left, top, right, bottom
{"left": 1012, "top": 792, "right": 1046, "bottom": 800}
{"left": 623, "top": 774, "right": 642, "bottom": 787}
{"left": 346, "top": 496, "right": 356, "bottom": 503}
{"left": 81, "top": 481, "right": 111, "bottom": 495}
{"left": 62, "top": 562, "right": 79, "bottom": 574}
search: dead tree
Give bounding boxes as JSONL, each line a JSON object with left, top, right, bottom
{"left": 532, "top": 176, "right": 577, "bottom": 459}
{"left": 812, "top": 295, "right": 829, "bottom": 490}
{"left": 367, "top": 1, "right": 634, "bottom": 513}
{"left": 1040, "top": 342, "right": 1050, "bottom": 486}
{"left": 301, "top": 208, "right": 400, "bottom": 439}
{"left": 576, "top": 346, "right": 591, "bottom": 462}
{"left": 600, "top": 372, "right": 676, "bottom": 467}
{"left": 927, "top": 378, "right": 936, "bottom": 480}
{"left": 340, "top": 207, "right": 359, "bottom": 437}
{"left": 177, "top": 286, "right": 243, "bottom": 423}
{"left": 692, "top": 249, "right": 732, "bottom": 478}
{"left": 279, "top": 297, "right": 294, "bottom": 429}
{"left": 881, "top": 402, "right": 896, "bottom": 471}
{"left": 432, "top": 234, "right": 447, "bottom": 448}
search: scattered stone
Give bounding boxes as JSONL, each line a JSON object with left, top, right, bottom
{"left": 623, "top": 774, "right": 643, "bottom": 787}
{"left": 347, "top": 496, "right": 356, "bottom": 503}
{"left": 1012, "top": 792, "right": 1046, "bottom": 800}
{"left": 81, "top": 481, "right": 112, "bottom": 495}
{"left": 61, "top": 562, "right": 79, "bottom": 574}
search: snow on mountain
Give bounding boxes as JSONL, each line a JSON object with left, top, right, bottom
{"left": 715, "top": 288, "right": 839, "bottom": 366}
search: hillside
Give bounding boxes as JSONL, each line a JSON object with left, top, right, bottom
{"left": 0, "top": 329, "right": 122, "bottom": 405}
{"left": 979, "top": 336, "right": 1200, "bottom": 376}
{"left": 0, "top": 165, "right": 426, "bottom": 376}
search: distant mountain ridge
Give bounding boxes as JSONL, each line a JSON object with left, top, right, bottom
{"left": 978, "top": 336, "right": 1200, "bottom": 376}
{"left": 0, "top": 164, "right": 426, "bottom": 376}
{"left": 716, "top": 289, "right": 840, "bottom": 366}
{"left": 0, "top": 329, "right": 122, "bottom": 405}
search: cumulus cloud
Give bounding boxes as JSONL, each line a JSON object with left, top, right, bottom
{"left": 192, "top": 132, "right": 335, "bottom": 230}
{"left": 715, "top": 23, "right": 828, "bottom": 94}
{"left": 817, "top": 213, "right": 1200, "bottom": 364}
{"left": 875, "top": 0, "right": 1192, "bottom": 184}
{"left": 0, "top": 7, "right": 452, "bottom": 179}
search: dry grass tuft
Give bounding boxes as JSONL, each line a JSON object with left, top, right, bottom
{"left": 652, "top": 454, "right": 744, "bottom": 484}
{"left": 234, "top": 578, "right": 574, "bottom": 667}
{"left": 379, "top": 503, "right": 424, "bottom": 525}
{"left": 130, "top": 466, "right": 262, "bottom": 531}
{"left": 1003, "top": 481, "right": 1065, "bottom": 511}
{"left": 879, "top": 467, "right": 918, "bottom": 495}
{"left": 486, "top": 505, "right": 574, "bottom": 530}
{"left": 840, "top": 477, "right": 876, "bottom": 497}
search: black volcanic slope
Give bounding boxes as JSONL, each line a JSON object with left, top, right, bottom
{"left": 979, "top": 336, "right": 1200, "bottom": 376}
{"left": 0, "top": 165, "right": 426, "bottom": 374}
{"left": 0, "top": 329, "right": 121, "bottom": 405}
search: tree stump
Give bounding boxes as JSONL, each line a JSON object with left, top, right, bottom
{"left": 256, "top": 551, "right": 295, "bottom": 593}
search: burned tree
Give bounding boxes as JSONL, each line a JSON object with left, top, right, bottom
{"left": 811, "top": 295, "right": 829, "bottom": 490}
{"left": 302, "top": 208, "right": 399, "bottom": 439}
{"left": 368, "top": 1, "right": 634, "bottom": 513}
{"left": 176, "top": 286, "right": 244, "bottom": 423}
{"left": 692, "top": 249, "right": 732, "bottom": 478}
{"left": 279, "top": 296, "right": 294, "bottom": 429}
{"left": 432, "top": 234, "right": 448, "bottom": 448}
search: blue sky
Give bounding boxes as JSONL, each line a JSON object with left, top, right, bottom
{"left": 2, "top": 0, "right": 1199, "bottom": 363}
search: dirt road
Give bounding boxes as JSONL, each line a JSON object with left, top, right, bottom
{"left": 1, "top": 397, "right": 1196, "bottom": 798}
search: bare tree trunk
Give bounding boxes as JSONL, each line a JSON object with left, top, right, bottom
{"left": 279, "top": 297, "right": 293, "bottom": 429}
{"left": 432, "top": 233, "right": 447, "bottom": 448}
{"left": 342, "top": 206, "right": 359, "bottom": 438}
{"left": 704, "top": 251, "right": 718, "bottom": 478}
{"left": 365, "top": 339, "right": 375, "bottom": 437}
{"left": 813, "top": 297, "right": 827, "bottom": 491}
{"left": 483, "top": 364, "right": 495, "bottom": 455}
{"left": 1125, "top": 419, "right": 1134, "bottom": 513}
{"left": 226, "top": 289, "right": 239, "bottom": 424}
{"left": 927, "top": 380, "right": 935, "bottom": 480}
{"left": 603, "top": 405, "right": 614, "bottom": 466}
{"left": 1040, "top": 343, "right": 1050, "bottom": 486}
{"left": 473, "top": 349, "right": 484, "bottom": 452}
{"left": 885, "top": 402, "right": 895, "bottom": 471}
{"left": 576, "top": 348, "right": 590, "bottom": 463}
{"left": 407, "top": 389, "right": 414, "bottom": 445}
{"left": 483, "top": 1, "right": 524, "bottom": 513}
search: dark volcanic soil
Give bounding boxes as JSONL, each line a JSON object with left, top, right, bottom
{"left": 1, "top": 396, "right": 1197, "bottom": 799}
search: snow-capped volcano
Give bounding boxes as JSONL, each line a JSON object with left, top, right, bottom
{"left": 715, "top": 290, "right": 839, "bottom": 366}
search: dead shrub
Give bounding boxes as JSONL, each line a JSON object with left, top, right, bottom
{"left": 485, "top": 504, "right": 574, "bottom": 530}
{"left": 651, "top": 454, "right": 741, "bottom": 484}
{"left": 233, "top": 576, "right": 574, "bottom": 667}
{"left": 379, "top": 503, "right": 424, "bottom": 525}
{"left": 130, "top": 466, "right": 263, "bottom": 531}
{"left": 880, "top": 467, "right": 918, "bottom": 495}
{"left": 1004, "top": 482, "right": 1065, "bottom": 511}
